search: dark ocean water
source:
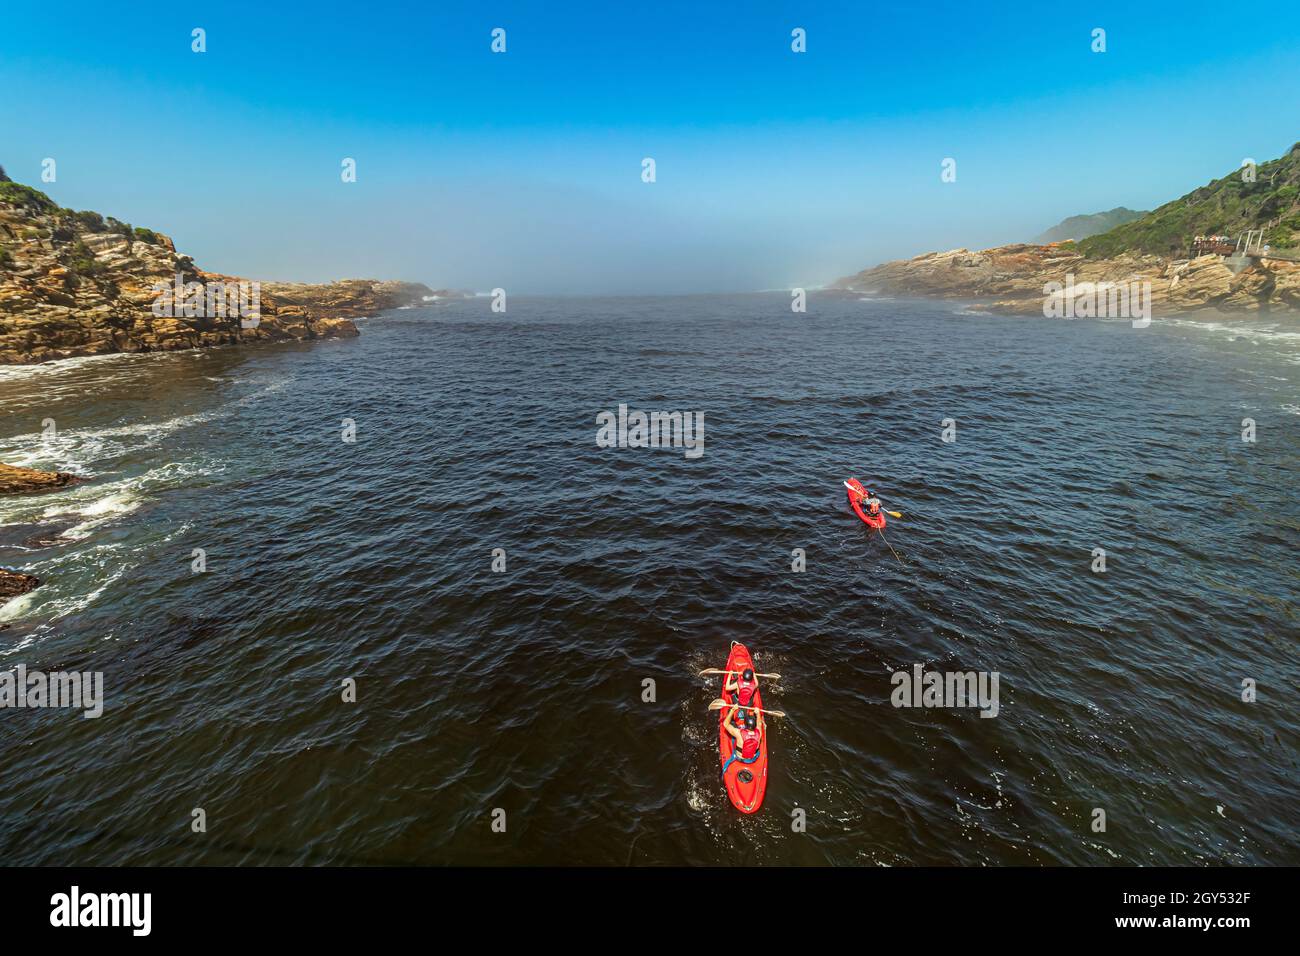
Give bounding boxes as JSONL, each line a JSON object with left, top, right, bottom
{"left": 1, "top": 292, "right": 1296, "bottom": 865}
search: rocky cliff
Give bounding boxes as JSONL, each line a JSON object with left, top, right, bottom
{"left": 835, "top": 243, "right": 1300, "bottom": 315}
{"left": 0, "top": 174, "right": 434, "bottom": 364}
{"left": 838, "top": 142, "right": 1300, "bottom": 316}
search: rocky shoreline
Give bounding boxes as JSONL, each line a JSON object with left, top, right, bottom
{"left": 835, "top": 243, "right": 1300, "bottom": 316}
{"left": 0, "top": 175, "right": 437, "bottom": 365}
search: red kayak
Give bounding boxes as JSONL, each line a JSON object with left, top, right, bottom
{"left": 845, "top": 477, "right": 886, "bottom": 529}
{"left": 718, "top": 642, "right": 769, "bottom": 814}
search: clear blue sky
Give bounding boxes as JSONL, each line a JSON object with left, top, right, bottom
{"left": 3, "top": 1, "right": 1298, "bottom": 293}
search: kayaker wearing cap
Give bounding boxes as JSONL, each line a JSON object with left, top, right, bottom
{"left": 724, "top": 667, "right": 759, "bottom": 707}
{"left": 859, "top": 487, "right": 883, "bottom": 518}
{"left": 721, "top": 706, "right": 764, "bottom": 776}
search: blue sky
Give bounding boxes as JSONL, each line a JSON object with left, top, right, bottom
{"left": 2, "top": 1, "right": 1298, "bottom": 293}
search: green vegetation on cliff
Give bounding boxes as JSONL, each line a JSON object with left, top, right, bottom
{"left": 1079, "top": 143, "right": 1300, "bottom": 258}
{"left": 0, "top": 180, "right": 58, "bottom": 215}
{"left": 0, "top": 175, "right": 163, "bottom": 255}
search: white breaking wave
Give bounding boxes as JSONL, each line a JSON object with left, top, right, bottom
{"left": 0, "top": 545, "right": 134, "bottom": 643}
{"left": 38, "top": 490, "right": 143, "bottom": 541}
{"left": 0, "top": 410, "right": 217, "bottom": 475}
{"left": 0, "top": 459, "right": 218, "bottom": 533}
{"left": 0, "top": 351, "right": 147, "bottom": 383}
{"left": 1158, "top": 317, "right": 1300, "bottom": 364}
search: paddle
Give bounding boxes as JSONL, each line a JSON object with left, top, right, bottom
{"left": 708, "top": 698, "right": 786, "bottom": 718}
{"left": 698, "top": 668, "right": 782, "bottom": 679}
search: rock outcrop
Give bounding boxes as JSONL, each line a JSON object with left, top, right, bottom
{"left": 835, "top": 243, "right": 1300, "bottom": 316}
{"left": 0, "top": 462, "right": 81, "bottom": 495}
{"left": 0, "top": 569, "right": 40, "bottom": 602}
{"left": 0, "top": 464, "right": 83, "bottom": 606}
{"left": 0, "top": 179, "right": 434, "bottom": 365}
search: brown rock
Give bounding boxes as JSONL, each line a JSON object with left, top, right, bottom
{"left": 0, "top": 462, "right": 81, "bottom": 495}
{"left": 0, "top": 569, "right": 40, "bottom": 602}
{"left": 837, "top": 243, "right": 1300, "bottom": 316}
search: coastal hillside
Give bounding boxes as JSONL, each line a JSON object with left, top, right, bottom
{"left": 1033, "top": 207, "right": 1145, "bottom": 244}
{"left": 1078, "top": 143, "right": 1300, "bottom": 258}
{"left": 838, "top": 142, "right": 1300, "bottom": 314}
{"left": 0, "top": 167, "right": 433, "bottom": 365}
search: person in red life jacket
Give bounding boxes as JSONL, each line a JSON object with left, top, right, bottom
{"left": 857, "top": 487, "right": 883, "bottom": 518}
{"left": 724, "top": 667, "right": 759, "bottom": 708}
{"left": 721, "top": 706, "right": 764, "bottom": 776}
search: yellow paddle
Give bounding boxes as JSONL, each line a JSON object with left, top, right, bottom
{"left": 708, "top": 698, "right": 786, "bottom": 718}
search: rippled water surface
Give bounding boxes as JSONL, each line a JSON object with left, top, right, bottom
{"left": 1, "top": 294, "right": 1296, "bottom": 865}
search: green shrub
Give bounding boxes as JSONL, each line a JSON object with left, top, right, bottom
{"left": 0, "top": 244, "right": 12, "bottom": 268}
{"left": 0, "top": 181, "right": 57, "bottom": 213}
{"left": 132, "top": 226, "right": 160, "bottom": 245}
{"left": 66, "top": 239, "right": 104, "bottom": 277}
{"left": 1265, "top": 227, "right": 1295, "bottom": 248}
{"left": 68, "top": 209, "right": 106, "bottom": 232}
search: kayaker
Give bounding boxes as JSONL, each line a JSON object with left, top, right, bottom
{"left": 859, "top": 488, "right": 883, "bottom": 518}
{"left": 725, "top": 667, "right": 759, "bottom": 707}
{"left": 721, "top": 706, "right": 764, "bottom": 776}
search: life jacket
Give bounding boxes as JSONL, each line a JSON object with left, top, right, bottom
{"left": 736, "top": 675, "right": 757, "bottom": 706}
{"left": 739, "top": 726, "right": 761, "bottom": 760}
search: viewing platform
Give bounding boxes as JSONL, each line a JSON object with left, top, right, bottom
{"left": 1193, "top": 229, "right": 1299, "bottom": 273}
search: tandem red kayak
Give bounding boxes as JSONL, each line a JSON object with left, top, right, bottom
{"left": 718, "top": 642, "right": 769, "bottom": 814}
{"left": 845, "top": 477, "right": 886, "bottom": 529}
